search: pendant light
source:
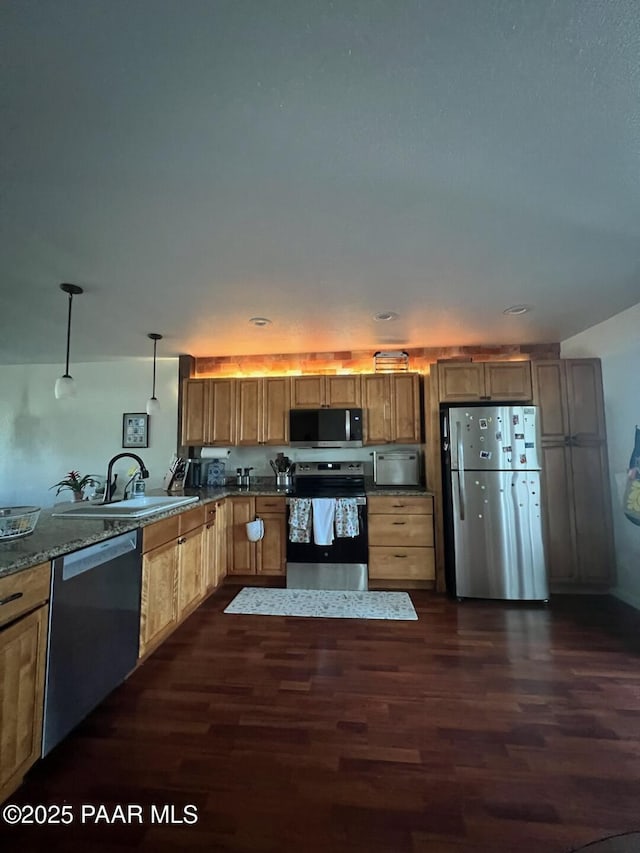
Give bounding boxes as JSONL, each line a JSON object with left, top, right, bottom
{"left": 146, "top": 333, "right": 162, "bottom": 415}
{"left": 54, "top": 283, "right": 83, "bottom": 399}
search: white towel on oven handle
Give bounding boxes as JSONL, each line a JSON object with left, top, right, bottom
{"left": 311, "top": 498, "right": 335, "bottom": 546}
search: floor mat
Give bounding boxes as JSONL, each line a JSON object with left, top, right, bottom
{"left": 223, "top": 587, "right": 418, "bottom": 620}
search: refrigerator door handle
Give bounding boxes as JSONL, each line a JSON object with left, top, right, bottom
{"left": 457, "top": 470, "right": 465, "bottom": 521}
{"left": 456, "top": 421, "right": 466, "bottom": 520}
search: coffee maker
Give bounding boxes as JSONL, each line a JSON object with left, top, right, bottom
{"left": 186, "top": 459, "right": 202, "bottom": 488}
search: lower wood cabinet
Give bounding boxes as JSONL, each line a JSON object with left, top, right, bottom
{"left": 177, "top": 524, "right": 205, "bottom": 616}
{"left": 139, "top": 503, "right": 218, "bottom": 659}
{"left": 256, "top": 496, "right": 286, "bottom": 576}
{"left": 0, "top": 562, "right": 50, "bottom": 803}
{"left": 227, "top": 495, "right": 286, "bottom": 575}
{"left": 140, "top": 535, "right": 179, "bottom": 658}
{"left": 368, "top": 495, "right": 435, "bottom": 583}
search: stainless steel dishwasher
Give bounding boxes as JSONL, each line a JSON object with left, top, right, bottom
{"left": 42, "top": 529, "right": 142, "bottom": 755}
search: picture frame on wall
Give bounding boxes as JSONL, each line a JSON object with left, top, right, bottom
{"left": 122, "top": 413, "right": 149, "bottom": 448}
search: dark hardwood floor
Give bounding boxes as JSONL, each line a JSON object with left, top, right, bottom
{"left": 2, "top": 588, "right": 640, "bottom": 852}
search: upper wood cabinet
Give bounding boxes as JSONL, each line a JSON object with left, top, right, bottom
{"left": 361, "top": 373, "right": 421, "bottom": 444}
{"left": 290, "top": 375, "right": 361, "bottom": 408}
{"left": 236, "top": 377, "right": 290, "bottom": 445}
{"left": 533, "top": 359, "right": 606, "bottom": 443}
{"left": 182, "top": 379, "right": 236, "bottom": 446}
{"left": 437, "top": 361, "right": 532, "bottom": 402}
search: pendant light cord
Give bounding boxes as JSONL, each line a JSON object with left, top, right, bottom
{"left": 64, "top": 291, "right": 73, "bottom": 378}
{"left": 151, "top": 336, "right": 157, "bottom": 399}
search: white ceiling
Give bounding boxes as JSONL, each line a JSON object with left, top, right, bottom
{"left": 2, "top": 0, "right": 640, "bottom": 365}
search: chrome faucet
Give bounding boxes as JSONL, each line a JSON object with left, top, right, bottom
{"left": 102, "top": 453, "right": 150, "bottom": 504}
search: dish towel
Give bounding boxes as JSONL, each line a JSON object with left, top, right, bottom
{"left": 289, "top": 498, "right": 312, "bottom": 543}
{"left": 311, "top": 498, "right": 335, "bottom": 546}
{"left": 335, "top": 498, "right": 359, "bottom": 538}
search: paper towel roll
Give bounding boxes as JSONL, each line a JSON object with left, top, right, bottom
{"left": 201, "top": 448, "right": 231, "bottom": 458}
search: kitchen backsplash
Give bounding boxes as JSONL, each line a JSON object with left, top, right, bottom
{"left": 199, "top": 445, "right": 422, "bottom": 482}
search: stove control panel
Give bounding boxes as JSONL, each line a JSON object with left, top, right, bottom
{"left": 295, "top": 461, "right": 364, "bottom": 477}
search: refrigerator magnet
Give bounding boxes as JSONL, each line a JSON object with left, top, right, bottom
{"left": 503, "top": 445, "right": 512, "bottom": 452}
{"left": 525, "top": 441, "right": 534, "bottom": 448}
{"left": 512, "top": 415, "right": 520, "bottom": 425}
{"left": 479, "top": 418, "right": 488, "bottom": 429}
{"left": 495, "top": 431, "right": 502, "bottom": 441}
{"left": 515, "top": 432, "right": 524, "bottom": 440}
{"left": 480, "top": 450, "right": 492, "bottom": 460}
{"left": 520, "top": 454, "right": 527, "bottom": 464}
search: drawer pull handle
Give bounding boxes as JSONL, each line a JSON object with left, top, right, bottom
{"left": 0, "top": 591, "right": 23, "bottom": 606}
{"left": 394, "top": 554, "right": 407, "bottom": 558}
{"left": 392, "top": 504, "right": 406, "bottom": 508}
{"left": 392, "top": 521, "right": 406, "bottom": 525}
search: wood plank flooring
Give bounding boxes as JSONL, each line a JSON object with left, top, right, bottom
{"left": 2, "top": 588, "right": 640, "bottom": 852}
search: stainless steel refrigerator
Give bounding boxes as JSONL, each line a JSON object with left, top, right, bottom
{"left": 441, "top": 405, "right": 548, "bottom": 601}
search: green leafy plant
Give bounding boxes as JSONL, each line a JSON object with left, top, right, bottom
{"left": 50, "top": 470, "right": 96, "bottom": 496}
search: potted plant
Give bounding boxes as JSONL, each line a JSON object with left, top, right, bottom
{"left": 50, "top": 471, "right": 97, "bottom": 502}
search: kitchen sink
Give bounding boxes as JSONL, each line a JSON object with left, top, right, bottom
{"left": 52, "top": 495, "right": 200, "bottom": 519}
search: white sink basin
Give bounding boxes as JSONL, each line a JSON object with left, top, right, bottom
{"left": 52, "top": 495, "right": 199, "bottom": 519}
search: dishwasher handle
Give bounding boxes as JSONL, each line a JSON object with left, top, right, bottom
{"left": 61, "top": 531, "right": 139, "bottom": 581}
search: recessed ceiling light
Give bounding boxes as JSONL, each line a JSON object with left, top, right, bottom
{"left": 503, "top": 305, "right": 532, "bottom": 316}
{"left": 373, "top": 311, "right": 399, "bottom": 322}
{"left": 248, "top": 317, "right": 272, "bottom": 327}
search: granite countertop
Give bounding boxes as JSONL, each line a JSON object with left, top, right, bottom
{"left": 0, "top": 480, "right": 433, "bottom": 579}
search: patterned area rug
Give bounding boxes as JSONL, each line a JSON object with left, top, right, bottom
{"left": 224, "top": 588, "right": 418, "bottom": 621}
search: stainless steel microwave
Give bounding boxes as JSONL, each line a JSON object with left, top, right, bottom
{"left": 289, "top": 408, "right": 363, "bottom": 448}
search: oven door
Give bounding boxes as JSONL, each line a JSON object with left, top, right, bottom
{"left": 286, "top": 498, "right": 368, "bottom": 591}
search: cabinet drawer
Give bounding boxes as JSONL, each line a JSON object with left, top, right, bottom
{"left": 179, "top": 505, "right": 206, "bottom": 534}
{"left": 143, "top": 515, "right": 180, "bottom": 552}
{"left": 369, "top": 547, "right": 435, "bottom": 580}
{"left": 368, "top": 514, "right": 434, "bottom": 547}
{"left": 0, "top": 562, "right": 50, "bottom": 629}
{"left": 368, "top": 495, "right": 433, "bottom": 515}
{"left": 255, "top": 496, "right": 286, "bottom": 514}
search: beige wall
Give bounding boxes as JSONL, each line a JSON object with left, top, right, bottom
{"left": 0, "top": 359, "right": 179, "bottom": 508}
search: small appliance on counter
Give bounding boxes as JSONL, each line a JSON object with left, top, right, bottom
{"left": 373, "top": 450, "right": 421, "bottom": 487}
{"left": 186, "top": 459, "right": 202, "bottom": 489}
